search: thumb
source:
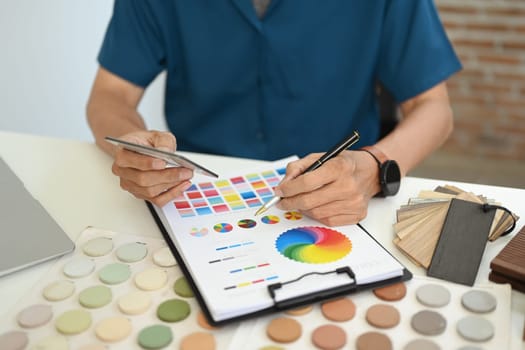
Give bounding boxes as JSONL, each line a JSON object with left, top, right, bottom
{"left": 152, "top": 131, "right": 177, "bottom": 152}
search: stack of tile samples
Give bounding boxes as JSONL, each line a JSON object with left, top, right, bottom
{"left": 489, "top": 224, "right": 525, "bottom": 292}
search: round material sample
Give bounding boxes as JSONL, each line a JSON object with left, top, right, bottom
{"left": 82, "top": 237, "right": 113, "bottom": 257}
{"left": 237, "top": 219, "right": 257, "bottom": 228}
{"left": 79, "top": 285, "right": 112, "bottom": 308}
{"left": 321, "top": 297, "right": 356, "bottom": 322}
{"left": 152, "top": 246, "right": 176, "bottom": 267}
{"left": 63, "top": 256, "right": 95, "bottom": 278}
{"left": 42, "top": 280, "right": 75, "bottom": 301}
{"left": 266, "top": 317, "right": 302, "bottom": 343}
{"left": 55, "top": 309, "right": 92, "bottom": 335}
{"left": 403, "top": 338, "right": 441, "bottom": 350}
{"left": 415, "top": 283, "right": 451, "bottom": 307}
{"left": 174, "top": 276, "right": 194, "bottom": 297}
{"left": 285, "top": 304, "right": 314, "bottom": 316}
{"left": 118, "top": 291, "right": 152, "bottom": 315}
{"left": 261, "top": 215, "right": 280, "bottom": 224}
{"left": 30, "top": 335, "right": 68, "bottom": 350}
{"left": 78, "top": 344, "right": 107, "bottom": 350}
{"left": 95, "top": 316, "right": 132, "bottom": 342}
{"left": 17, "top": 304, "right": 53, "bottom": 328}
{"left": 411, "top": 310, "right": 447, "bottom": 336}
{"left": 197, "top": 311, "right": 217, "bottom": 330}
{"left": 373, "top": 282, "right": 407, "bottom": 301}
{"left": 366, "top": 304, "right": 400, "bottom": 329}
{"left": 355, "top": 331, "right": 392, "bottom": 350}
{"left": 456, "top": 316, "right": 495, "bottom": 342}
{"left": 180, "top": 332, "right": 216, "bottom": 350}
{"left": 311, "top": 324, "right": 347, "bottom": 350}
{"left": 98, "top": 262, "right": 131, "bottom": 284}
{"left": 157, "top": 298, "right": 191, "bottom": 322}
{"left": 137, "top": 324, "right": 173, "bottom": 349}
{"left": 461, "top": 290, "right": 497, "bottom": 313}
{"left": 116, "top": 241, "right": 148, "bottom": 262}
{"left": 135, "top": 268, "right": 167, "bottom": 291}
{"left": 0, "top": 330, "right": 28, "bottom": 350}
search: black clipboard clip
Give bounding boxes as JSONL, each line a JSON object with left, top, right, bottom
{"left": 267, "top": 266, "right": 357, "bottom": 310}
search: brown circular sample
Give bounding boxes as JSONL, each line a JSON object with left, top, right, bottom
{"left": 311, "top": 324, "right": 346, "bottom": 350}
{"left": 411, "top": 310, "right": 447, "bottom": 335}
{"left": 373, "top": 282, "right": 407, "bottom": 301}
{"left": 365, "top": 304, "right": 400, "bottom": 329}
{"left": 284, "top": 304, "right": 313, "bottom": 316}
{"left": 356, "top": 331, "right": 392, "bottom": 350}
{"left": 266, "top": 317, "right": 302, "bottom": 343}
{"left": 321, "top": 297, "right": 355, "bottom": 322}
{"left": 180, "top": 332, "right": 216, "bottom": 350}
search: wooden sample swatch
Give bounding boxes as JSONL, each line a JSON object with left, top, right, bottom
{"left": 489, "top": 225, "right": 525, "bottom": 292}
{"left": 427, "top": 199, "right": 496, "bottom": 286}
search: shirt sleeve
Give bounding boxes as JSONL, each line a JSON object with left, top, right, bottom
{"left": 97, "top": 0, "right": 166, "bottom": 87}
{"left": 376, "top": 0, "right": 462, "bottom": 103}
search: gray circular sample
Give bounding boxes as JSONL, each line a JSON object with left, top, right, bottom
{"left": 0, "top": 330, "right": 29, "bottom": 350}
{"left": 415, "top": 284, "right": 451, "bottom": 307}
{"left": 410, "top": 310, "right": 447, "bottom": 335}
{"left": 17, "top": 304, "right": 53, "bottom": 328}
{"left": 404, "top": 338, "right": 441, "bottom": 350}
{"left": 457, "top": 346, "right": 483, "bottom": 350}
{"left": 456, "top": 316, "right": 494, "bottom": 342}
{"left": 98, "top": 263, "right": 131, "bottom": 284}
{"left": 461, "top": 290, "right": 497, "bottom": 313}
{"left": 116, "top": 242, "right": 148, "bottom": 263}
{"left": 63, "top": 257, "right": 95, "bottom": 278}
{"left": 82, "top": 237, "right": 113, "bottom": 257}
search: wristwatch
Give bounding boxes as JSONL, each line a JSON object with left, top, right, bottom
{"left": 359, "top": 145, "right": 401, "bottom": 197}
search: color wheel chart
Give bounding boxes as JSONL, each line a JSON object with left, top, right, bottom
{"left": 275, "top": 227, "right": 352, "bottom": 264}
{"left": 172, "top": 167, "right": 286, "bottom": 218}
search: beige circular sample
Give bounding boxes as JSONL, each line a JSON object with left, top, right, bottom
{"left": 55, "top": 309, "right": 92, "bottom": 335}
{"left": 42, "top": 280, "right": 75, "bottom": 301}
{"left": 134, "top": 268, "right": 167, "bottom": 291}
{"left": 266, "top": 317, "right": 302, "bottom": 343}
{"left": 95, "top": 316, "right": 132, "bottom": 342}
{"left": 78, "top": 344, "right": 107, "bottom": 350}
{"left": 17, "top": 304, "right": 53, "bottom": 328}
{"left": 118, "top": 291, "right": 152, "bottom": 315}
{"left": 456, "top": 315, "right": 494, "bottom": 342}
{"left": 82, "top": 237, "right": 113, "bottom": 257}
{"left": 153, "top": 246, "right": 177, "bottom": 267}
{"left": 197, "top": 311, "right": 217, "bottom": 330}
{"left": 321, "top": 297, "right": 356, "bottom": 322}
{"left": 403, "top": 338, "right": 441, "bottom": 350}
{"left": 285, "top": 304, "right": 314, "bottom": 316}
{"left": 0, "top": 330, "right": 28, "bottom": 350}
{"left": 31, "top": 335, "right": 68, "bottom": 350}
{"left": 366, "top": 304, "right": 400, "bottom": 329}
{"left": 180, "top": 332, "right": 216, "bottom": 350}
{"left": 373, "top": 282, "right": 407, "bottom": 301}
{"left": 311, "top": 324, "right": 347, "bottom": 350}
{"left": 355, "top": 331, "right": 392, "bottom": 350}
{"left": 411, "top": 310, "right": 447, "bottom": 335}
{"left": 415, "top": 284, "right": 450, "bottom": 307}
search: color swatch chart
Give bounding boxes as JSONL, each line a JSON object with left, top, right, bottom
{"left": 172, "top": 167, "right": 286, "bottom": 218}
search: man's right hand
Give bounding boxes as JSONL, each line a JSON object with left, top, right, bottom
{"left": 110, "top": 130, "right": 194, "bottom": 207}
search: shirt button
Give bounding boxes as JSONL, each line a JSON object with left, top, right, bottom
{"left": 256, "top": 131, "right": 265, "bottom": 140}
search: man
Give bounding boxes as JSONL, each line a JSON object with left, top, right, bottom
{"left": 87, "top": 1, "right": 461, "bottom": 226}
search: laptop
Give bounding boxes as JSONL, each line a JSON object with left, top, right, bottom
{"left": 0, "top": 157, "right": 74, "bottom": 277}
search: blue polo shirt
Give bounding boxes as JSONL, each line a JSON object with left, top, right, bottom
{"left": 98, "top": 0, "right": 461, "bottom": 160}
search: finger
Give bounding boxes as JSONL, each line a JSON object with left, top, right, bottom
{"left": 150, "top": 131, "right": 177, "bottom": 152}
{"left": 122, "top": 178, "right": 192, "bottom": 203}
{"left": 150, "top": 181, "right": 193, "bottom": 207}
{"left": 114, "top": 166, "right": 193, "bottom": 187}
{"left": 114, "top": 148, "right": 167, "bottom": 170}
{"left": 280, "top": 153, "right": 323, "bottom": 183}
{"left": 276, "top": 160, "right": 341, "bottom": 199}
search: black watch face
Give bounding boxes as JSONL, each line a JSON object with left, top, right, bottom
{"left": 380, "top": 160, "right": 401, "bottom": 196}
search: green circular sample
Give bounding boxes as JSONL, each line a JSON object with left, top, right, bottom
{"left": 79, "top": 285, "right": 112, "bottom": 308}
{"left": 82, "top": 237, "right": 113, "bottom": 257}
{"left": 98, "top": 263, "right": 131, "bottom": 284}
{"left": 116, "top": 242, "right": 148, "bottom": 263}
{"left": 157, "top": 298, "right": 191, "bottom": 322}
{"left": 173, "top": 276, "right": 194, "bottom": 297}
{"left": 55, "top": 309, "right": 92, "bottom": 335}
{"left": 137, "top": 325, "right": 173, "bottom": 349}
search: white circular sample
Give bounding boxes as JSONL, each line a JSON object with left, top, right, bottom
{"left": 118, "top": 291, "right": 152, "bottom": 315}
{"left": 42, "top": 280, "right": 75, "bottom": 301}
{"left": 134, "top": 268, "right": 168, "bottom": 291}
{"left": 116, "top": 242, "right": 148, "bottom": 263}
{"left": 153, "top": 246, "right": 177, "bottom": 267}
{"left": 63, "top": 256, "right": 95, "bottom": 278}
{"left": 461, "top": 290, "right": 497, "bottom": 313}
{"left": 456, "top": 316, "right": 495, "bottom": 342}
{"left": 82, "top": 237, "right": 113, "bottom": 257}
{"left": 415, "top": 283, "right": 451, "bottom": 307}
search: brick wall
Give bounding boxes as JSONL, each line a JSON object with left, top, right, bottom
{"left": 435, "top": 0, "right": 525, "bottom": 160}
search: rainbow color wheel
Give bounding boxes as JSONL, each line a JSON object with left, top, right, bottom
{"left": 284, "top": 211, "right": 303, "bottom": 220}
{"left": 275, "top": 227, "right": 352, "bottom": 264}
{"left": 213, "top": 223, "right": 233, "bottom": 233}
{"left": 237, "top": 219, "right": 257, "bottom": 229}
{"left": 261, "top": 215, "right": 280, "bottom": 224}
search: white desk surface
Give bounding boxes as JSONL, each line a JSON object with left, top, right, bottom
{"left": 1, "top": 130, "right": 524, "bottom": 349}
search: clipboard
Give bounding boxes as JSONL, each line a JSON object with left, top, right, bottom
{"left": 145, "top": 158, "right": 412, "bottom": 325}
